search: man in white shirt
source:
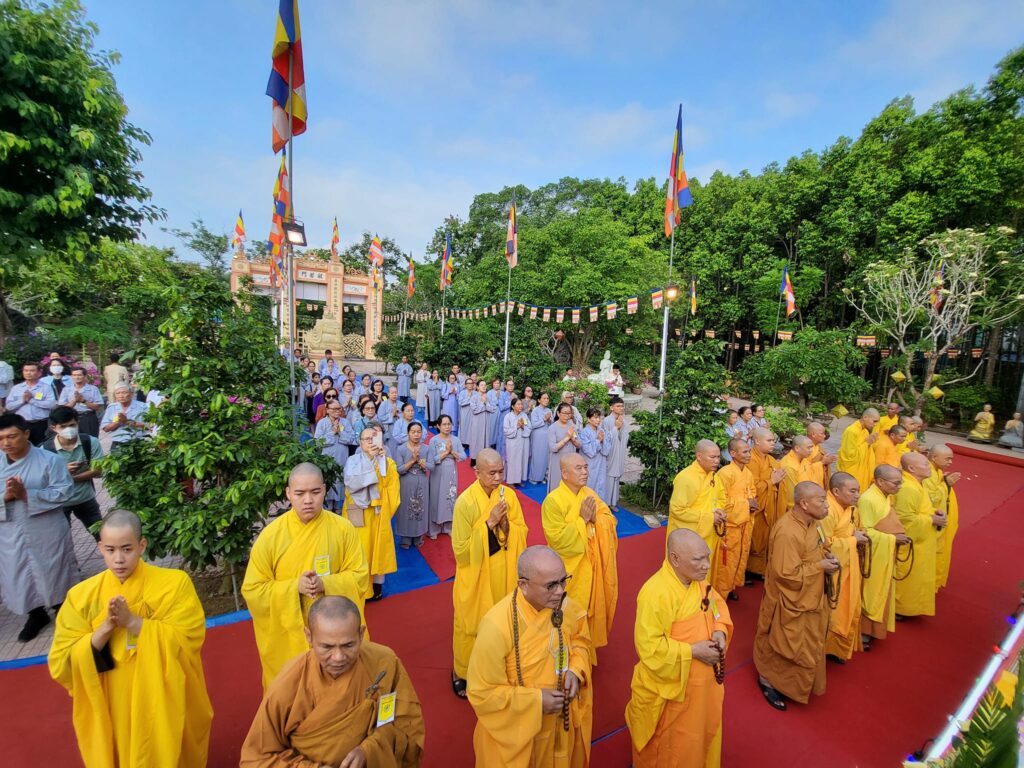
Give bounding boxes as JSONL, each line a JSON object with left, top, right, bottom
{"left": 5, "top": 362, "right": 58, "bottom": 445}
{"left": 57, "top": 366, "right": 105, "bottom": 437}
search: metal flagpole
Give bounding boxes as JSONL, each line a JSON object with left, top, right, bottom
{"left": 657, "top": 229, "right": 675, "bottom": 392}
{"left": 502, "top": 260, "right": 512, "bottom": 374}
{"left": 402, "top": 253, "right": 410, "bottom": 337}
{"left": 286, "top": 47, "right": 298, "bottom": 435}
{"left": 440, "top": 284, "right": 447, "bottom": 337}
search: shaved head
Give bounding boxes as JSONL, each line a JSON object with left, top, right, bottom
{"left": 100, "top": 510, "right": 142, "bottom": 540}
{"left": 806, "top": 422, "right": 826, "bottom": 443}
{"left": 929, "top": 443, "right": 955, "bottom": 471}
{"left": 308, "top": 595, "right": 362, "bottom": 632}
{"left": 793, "top": 481, "right": 822, "bottom": 504}
{"left": 667, "top": 528, "right": 710, "bottom": 584}
{"left": 829, "top": 471, "right": 860, "bottom": 507}
{"left": 828, "top": 471, "right": 857, "bottom": 493}
{"left": 792, "top": 435, "right": 813, "bottom": 449}
{"left": 901, "top": 451, "right": 930, "bottom": 479}
{"left": 667, "top": 527, "right": 705, "bottom": 554}
{"left": 476, "top": 448, "right": 502, "bottom": 470}
{"left": 793, "top": 481, "right": 828, "bottom": 521}
{"left": 751, "top": 427, "right": 773, "bottom": 442}
{"left": 694, "top": 439, "right": 722, "bottom": 472}
{"left": 517, "top": 545, "right": 562, "bottom": 580}
{"left": 874, "top": 464, "right": 902, "bottom": 482}
{"left": 728, "top": 437, "right": 748, "bottom": 453}
{"left": 517, "top": 546, "right": 568, "bottom": 611}
{"left": 695, "top": 439, "right": 719, "bottom": 455}
{"left": 288, "top": 462, "right": 324, "bottom": 486}
{"left": 862, "top": 408, "right": 880, "bottom": 419}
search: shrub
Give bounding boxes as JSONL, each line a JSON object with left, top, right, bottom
{"left": 941, "top": 384, "right": 1004, "bottom": 427}
{"left": 542, "top": 377, "right": 611, "bottom": 413}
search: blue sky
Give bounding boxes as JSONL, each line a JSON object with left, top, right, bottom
{"left": 84, "top": 0, "right": 1024, "bottom": 261}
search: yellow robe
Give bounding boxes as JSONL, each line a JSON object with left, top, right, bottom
{"left": 343, "top": 457, "right": 400, "bottom": 583}
{"left": 894, "top": 473, "right": 938, "bottom": 617}
{"left": 969, "top": 411, "right": 995, "bottom": 440}
{"left": 49, "top": 561, "right": 213, "bottom": 768}
{"left": 625, "top": 562, "right": 733, "bottom": 768}
{"left": 778, "top": 451, "right": 813, "bottom": 516}
{"left": 875, "top": 414, "right": 899, "bottom": 436}
{"left": 923, "top": 465, "right": 959, "bottom": 590}
{"left": 542, "top": 482, "right": 619, "bottom": 651}
{"left": 452, "top": 480, "right": 529, "bottom": 678}
{"left": 668, "top": 462, "right": 722, "bottom": 586}
{"left": 242, "top": 509, "right": 370, "bottom": 689}
{"left": 821, "top": 493, "right": 862, "bottom": 660}
{"left": 857, "top": 485, "right": 901, "bottom": 639}
{"left": 467, "top": 591, "right": 593, "bottom": 768}
{"left": 746, "top": 450, "right": 781, "bottom": 577}
{"left": 712, "top": 462, "right": 754, "bottom": 595}
{"left": 807, "top": 444, "right": 830, "bottom": 489}
{"left": 837, "top": 421, "right": 875, "bottom": 493}
{"left": 871, "top": 433, "right": 902, "bottom": 469}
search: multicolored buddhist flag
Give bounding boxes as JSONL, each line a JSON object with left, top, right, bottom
{"left": 267, "top": 0, "right": 307, "bottom": 153}
{"left": 689, "top": 279, "right": 697, "bottom": 316}
{"left": 232, "top": 210, "right": 246, "bottom": 255}
{"left": 530, "top": 306, "right": 538, "bottom": 320}
{"left": 627, "top": 296, "right": 638, "bottom": 314}
{"left": 407, "top": 256, "right": 416, "bottom": 297}
{"left": 780, "top": 265, "right": 796, "bottom": 317}
{"left": 589, "top": 306, "right": 598, "bottom": 322}
{"left": 571, "top": 308, "right": 580, "bottom": 324}
{"left": 606, "top": 302, "right": 617, "bottom": 320}
{"left": 505, "top": 199, "right": 518, "bottom": 268}
{"left": 651, "top": 289, "right": 664, "bottom": 310}
{"left": 330, "top": 217, "right": 339, "bottom": 259}
{"left": 368, "top": 236, "right": 384, "bottom": 291}
{"left": 664, "top": 104, "right": 694, "bottom": 238}
{"left": 929, "top": 261, "right": 945, "bottom": 311}
{"left": 778, "top": 330, "right": 793, "bottom": 341}
{"left": 440, "top": 233, "right": 453, "bottom": 289}
{"left": 543, "top": 308, "right": 551, "bottom": 322}
{"left": 267, "top": 153, "right": 290, "bottom": 285}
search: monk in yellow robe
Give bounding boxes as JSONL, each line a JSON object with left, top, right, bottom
{"left": 669, "top": 439, "right": 726, "bottom": 586}
{"left": 821, "top": 473, "right": 866, "bottom": 662}
{"left": 894, "top": 453, "right": 946, "bottom": 618}
{"left": 924, "top": 444, "right": 961, "bottom": 590}
{"left": 713, "top": 438, "right": 756, "bottom": 600}
{"left": 452, "top": 448, "right": 529, "bottom": 696}
{"left": 837, "top": 408, "right": 879, "bottom": 492}
{"left": 874, "top": 403, "right": 901, "bottom": 436}
{"left": 754, "top": 482, "right": 838, "bottom": 711}
{"left": 343, "top": 427, "right": 400, "bottom": 602}
{"left": 467, "top": 546, "right": 593, "bottom": 768}
{"left": 897, "top": 416, "right": 926, "bottom": 456}
{"left": 543, "top": 452, "right": 619, "bottom": 653}
{"left": 872, "top": 425, "right": 907, "bottom": 469}
{"left": 856, "top": 465, "right": 909, "bottom": 647}
{"left": 240, "top": 596, "right": 424, "bottom": 768}
{"left": 243, "top": 462, "right": 369, "bottom": 689}
{"left": 805, "top": 422, "right": 836, "bottom": 489}
{"left": 746, "top": 428, "right": 786, "bottom": 577}
{"left": 778, "top": 436, "right": 816, "bottom": 515}
{"left": 49, "top": 511, "right": 212, "bottom": 767}
{"left": 626, "top": 529, "right": 733, "bottom": 768}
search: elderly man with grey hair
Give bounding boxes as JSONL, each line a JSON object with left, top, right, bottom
{"left": 100, "top": 383, "right": 150, "bottom": 447}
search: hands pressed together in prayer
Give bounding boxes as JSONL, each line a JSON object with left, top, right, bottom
{"left": 820, "top": 552, "right": 840, "bottom": 574}
{"left": 91, "top": 596, "right": 143, "bottom": 650}
{"left": 770, "top": 469, "right": 786, "bottom": 486}
{"left": 865, "top": 432, "right": 879, "bottom": 445}
{"left": 488, "top": 499, "right": 509, "bottom": 537}
{"left": 579, "top": 496, "right": 597, "bottom": 524}
{"left": 4, "top": 476, "right": 26, "bottom": 502}
{"left": 298, "top": 570, "right": 325, "bottom": 599}
{"left": 946, "top": 471, "right": 961, "bottom": 486}
{"left": 541, "top": 670, "right": 580, "bottom": 714}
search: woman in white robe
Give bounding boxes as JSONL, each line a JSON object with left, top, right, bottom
{"left": 503, "top": 398, "right": 531, "bottom": 486}
{"left": 414, "top": 363, "right": 430, "bottom": 409}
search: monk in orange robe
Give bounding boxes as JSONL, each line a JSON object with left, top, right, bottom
{"left": 746, "top": 428, "right": 786, "bottom": 578}
{"left": 837, "top": 409, "right": 879, "bottom": 492}
{"left": 805, "top": 422, "right": 836, "bottom": 489}
{"left": 821, "top": 472, "right": 866, "bottom": 662}
{"left": 240, "top": 596, "right": 424, "bottom": 767}
{"left": 872, "top": 425, "right": 907, "bottom": 469}
{"left": 714, "top": 438, "right": 756, "bottom": 600}
{"left": 778, "top": 436, "right": 816, "bottom": 515}
{"left": 874, "top": 403, "right": 901, "bottom": 436}
{"left": 754, "top": 482, "right": 838, "bottom": 710}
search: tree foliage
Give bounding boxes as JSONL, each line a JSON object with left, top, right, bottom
{"left": 100, "top": 280, "right": 337, "bottom": 572}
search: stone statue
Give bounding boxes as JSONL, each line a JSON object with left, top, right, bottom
{"left": 587, "top": 352, "right": 615, "bottom": 385}
{"left": 305, "top": 318, "right": 344, "bottom": 355}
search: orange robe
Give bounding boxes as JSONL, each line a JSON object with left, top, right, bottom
{"left": 626, "top": 562, "right": 733, "bottom": 768}
{"left": 240, "top": 642, "right": 424, "bottom": 767}
{"left": 894, "top": 472, "right": 938, "bottom": 617}
{"left": 778, "top": 451, "right": 814, "bottom": 516}
{"left": 871, "top": 433, "right": 902, "bottom": 469}
{"left": 746, "top": 450, "right": 781, "bottom": 577}
{"left": 753, "top": 512, "right": 830, "bottom": 704}
{"left": 807, "top": 445, "right": 830, "bottom": 489}
{"left": 713, "top": 462, "right": 754, "bottom": 595}
{"left": 821, "top": 493, "right": 862, "bottom": 660}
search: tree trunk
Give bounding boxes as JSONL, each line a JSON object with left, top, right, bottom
{"left": 0, "top": 288, "right": 13, "bottom": 346}
{"left": 983, "top": 325, "right": 1002, "bottom": 387}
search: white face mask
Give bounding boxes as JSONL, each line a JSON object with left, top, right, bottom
{"left": 50, "top": 365, "right": 64, "bottom": 375}
{"left": 58, "top": 426, "right": 79, "bottom": 440}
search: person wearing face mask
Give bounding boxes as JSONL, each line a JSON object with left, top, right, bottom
{"left": 57, "top": 366, "right": 105, "bottom": 438}
{"left": 41, "top": 358, "right": 73, "bottom": 399}
{"left": 44, "top": 406, "right": 104, "bottom": 538}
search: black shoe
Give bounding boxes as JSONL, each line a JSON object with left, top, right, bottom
{"left": 17, "top": 608, "right": 51, "bottom": 643}
{"left": 367, "top": 583, "right": 384, "bottom": 602}
{"left": 826, "top": 654, "right": 846, "bottom": 665}
{"left": 860, "top": 635, "right": 873, "bottom": 652}
{"left": 758, "top": 680, "right": 787, "bottom": 711}
{"left": 895, "top": 614, "right": 907, "bottom": 622}
{"left": 727, "top": 591, "right": 739, "bottom": 602}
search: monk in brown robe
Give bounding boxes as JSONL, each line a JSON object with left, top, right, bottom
{"left": 714, "top": 438, "right": 756, "bottom": 601}
{"left": 805, "top": 422, "right": 836, "bottom": 489}
{"left": 754, "top": 481, "right": 838, "bottom": 711}
{"left": 240, "top": 596, "right": 424, "bottom": 768}
{"left": 746, "top": 428, "right": 786, "bottom": 578}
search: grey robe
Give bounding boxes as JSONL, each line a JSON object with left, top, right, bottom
{"left": 395, "top": 443, "right": 429, "bottom": 539}
{"left": 547, "top": 421, "right": 578, "bottom": 495}
{"left": 503, "top": 411, "right": 532, "bottom": 485}
{"left": 0, "top": 447, "right": 77, "bottom": 613}
{"left": 457, "top": 387, "right": 473, "bottom": 444}
{"left": 601, "top": 413, "right": 631, "bottom": 508}
{"left": 313, "top": 416, "right": 348, "bottom": 507}
{"left": 415, "top": 370, "right": 430, "bottom": 408}
{"left": 426, "top": 435, "right": 465, "bottom": 534}
{"left": 466, "top": 392, "right": 490, "bottom": 459}
{"left": 395, "top": 363, "right": 413, "bottom": 398}
{"left": 529, "top": 406, "right": 552, "bottom": 483}
{"left": 579, "top": 424, "right": 612, "bottom": 504}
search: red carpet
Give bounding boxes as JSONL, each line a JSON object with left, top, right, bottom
{"left": 1, "top": 449, "right": 1020, "bottom": 767}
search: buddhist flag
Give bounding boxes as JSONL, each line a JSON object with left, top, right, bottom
{"left": 267, "top": 153, "right": 290, "bottom": 286}
{"left": 543, "top": 308, "right": 551, "bottom": 322}
{"left": 929, "top": 261, "right": 945, "bottom": 311}
{"left": 407, "top": 256, "right": 416, "bottom": 297}
{"left": 780, "top": 265, "right": 796, "bottom": 317}
{"left": 440, "top": 233, "right": 453, "bottom": 290}
{"left": 778, "top": 330, "right": 793, "bottom": 341}
{"left": 651, "top": 289, "right": 664, "bottom": 310}
{"left": 506, "top": 199, "right": 518, "bottom": 268}
{"left": 330, "top": 217, "right": 339, "bottom": 258}
{"left": 689, "top": 279, "right": 697, "bottom": 315}
{"left": 571, "top": 308, "right": 580, "bottom": 324}
{"left": 627, "top": 296, "right": 638, "bottom": 314}
{"left": 589, "top": 305, "right": 598, "bottom": 322}
{"left": 267, "top": 0, "right": 307, "bottom": 153}
{"left": 232, "top": 210, "right": 246, "bottom": 255}
{"left": 556, "top": 309, "right": 565, "bottom": 323}
{"left": 606, "top": 302, "right": 617, "bottom": 320}
{"left": 517, "top": 303, "right": 525, "bottom": 316}
{"left": 664, "top": 104, "right": 694, "bottom": 237}
{"left": 530, "top": 306, "right": 538, "bottom": 320}
{"left": 368, "top": 236, "right": 384, "bottom": 291}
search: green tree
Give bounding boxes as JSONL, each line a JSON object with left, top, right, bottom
{"left": 168, "top": 218, "right": 229, "bottom": 276}
{"left": 0, "top": 0, "right": 160, "bottom": 338}
{"left": 100, "top": 280, "right": 336, "bottom": 578}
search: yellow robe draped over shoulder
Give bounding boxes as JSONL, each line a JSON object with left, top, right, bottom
{"left": 837, "top": 422, "right": 875, "bottom": 493}
{"left": 807, "top": 445, "right": 829, "bottom": 489}
{"left": 467, "top": 591, "right": 593, "bottom": 768}
{"left": 542, "top": 482, "right": 619, "bottom": 651}
{"left": 872, "top": 433, "right": 902, "bottom": 469}
{"left": 821, "top": 493, "right": 862, "bottom": 660}
{"left": 452, "top": 480, "right": 529, "bottom": 678}
{"left": 625, "top": 562, "right": 733, "bottom": 768}
{"left": 876, "top": 414, "right": 898, "bottom": 436}
{"left": 856, "top": 485, "right": 901, "bottom": 639}
{"left": 242, "top": 509, "right": 370, "bottom": 689}
{"left": 746, "top": 450, "right": 781, "bottom": 577}
{"left": 924, "top": 465, "right": 959, "bottom": 590}
{"left": 668, "top": 462, "right": 721, "bottom": 585}
{"left": 779, "top": 451, "right": 814, "bottom": 516}
{"left": 713, "top": 462, "right": 754, "bottom": 595}
{"left": 894, "top": 473, "right": 938, "bottom": 617}
{"left": 343, "top": 457, "right": 400, "bottom": 583}
{"left": 49, "top": 561, "right": 213, "bottom": 768}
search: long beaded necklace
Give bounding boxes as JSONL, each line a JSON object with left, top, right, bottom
{"left": 511, "top": 587, "right": 570, "bottom": 732}
{"left": 701, "top": 585, "right": 725, "bottom": 685}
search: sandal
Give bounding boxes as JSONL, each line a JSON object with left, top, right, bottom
{"left": 758, "top": 680, "right": 787, "bottom": 711}
{"left": 451, "top": 671, "right": 468, "bottom": 699}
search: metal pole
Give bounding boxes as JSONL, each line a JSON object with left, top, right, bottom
{"left": 286, "top": 48, "right": 297, "bottom": 435}
{"left": 440, "top": 284, "right": 447, "bottom": 337}
{"left": 657, "top": 229, "right": 675, "bottom": 392}
{"left": 502, "top": 260, "right": 512, "bottom": 374}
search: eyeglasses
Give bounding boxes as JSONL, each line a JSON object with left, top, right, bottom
{"left": 521, "top": 574, "right": 572, "bottom": 592}
{"left": 325, "top": 395, "right": 337, "bottom": 400}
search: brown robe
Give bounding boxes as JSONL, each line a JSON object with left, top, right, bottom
{"left": 240, "top": 641, "right": 424, "bottom": 767}
{"left": 753, "top": 512, "right": 830, "bottom": 704}
{"left": 746, "top": 449, "right": 782, "bottom": 576}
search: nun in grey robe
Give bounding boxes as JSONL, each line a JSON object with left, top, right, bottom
{"left": 313, "top": 413, "right": 348, "bottom": 509}
{"left": 395, "top": 360, "right": 413, "bottom": 401}
{"left": 441, "top": 378, "right": 460, "bottom": 433}
{"left": 467, "top": 389, "right": 490, "bottom": 460}
{"left": 502, "top": 402, "right": 531, "bottom": 486}
{"left": 579, "top": 419, "right": 612, "bottom": 503}
{"left": 395, "top": 426, "right": 429, "bottom": 547}
{"left": 457, "top": 385, "right": 473, "bottom": 446}
{"left": 528, "top": 402, "right": 553, "bottom": 484}
{"left": 546, "top": 407, "right": 581, "bottom": 495}
{"left": 486, "top": 387, "right": 502, "bottom": 448}
{"left": 425, "top": 375, "right": 444, "bottom": 426}
{"left": 602, "top": 408, "right": 631, "bottom": 508}
{"left": 426, "top": 418, "right": 465, "bottom": 537}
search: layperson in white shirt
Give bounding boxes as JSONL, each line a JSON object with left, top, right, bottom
{"left": 5, "top": 362, "right": 58, "bottom": 445}
{"left": 57, "top": 367, "right": 105, "bottom": 438}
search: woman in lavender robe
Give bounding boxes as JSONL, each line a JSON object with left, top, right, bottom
{"left": 457, "top": 381, "right": 473, "bottom": 448}
{"left": 314, "top": 400, "right": 349, "bottom": 510}
{"left": 521, "top": 385, "right": 537, "bottom": 415}
{"left": 494, "top": 380, "right": 514, "bottom": 458}
{"left": 426, "top": 414, "right": 465, "bottom": 538}
{"left": 467, "top": 380, "right": 490, "bottom": 461}
{"left": 503, "top": 398, "right": 531, "bottom": 486}
{"left": 391, "top": 402, "right": 416, "bottom": 457}
{"left": 579, "top": 407, "right": 612, "bottom": 502}
{"left": 528, "top": 392, "right": 553, "bottom": 484}
{"left": 395, "top": 422, "right": 429, "bottom": 548}
{"left": 426, "top": 370, "right": 444, "bottom": 427}
{"left": 486, "top": 379, "right": 502, "bottom": 448}
{"left": 377, "top": 388, "right": 401, "bottom": 456}
{"left": 547, "top": 403, "right": 581, "bottom": 494}
{"left": 442, "top": 373, "right": 460, "bottom": 433}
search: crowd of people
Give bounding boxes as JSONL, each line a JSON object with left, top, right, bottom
{"left": 0, "top": 346, "right": 972, "bottom": 767}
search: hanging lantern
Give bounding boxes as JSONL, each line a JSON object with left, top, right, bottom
{"left": 831, "top": 404, "right": 849, "bottom": 418}
{"left": 890, "top": 371, "right": 907, "bottom": 383}
{"left": 929, "top": 386, "right": 945, "bottom": 400}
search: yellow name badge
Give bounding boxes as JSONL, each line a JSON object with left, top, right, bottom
{"left": 710, "top": 599, "right": 721, "bottom": 621}
{"left": 34, "top": 391, "right": 43, "bottom": 400}
{"left": 313, "top": 555, "right": 331, "bottom": 576}
{"left": 555, "top": 647, "right": 569, "bottom": 675}
{"left": 376, "top": 691, "right": 396, "bottom": 727}
{"left": 126, "top": 630, "right": 138, "bottom": 650}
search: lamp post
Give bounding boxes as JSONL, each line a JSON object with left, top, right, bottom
{"left": 657, "top": 282, "right": 680, "bottom": 392}
{"left": 281, "top": 219, "right": 306, "bottom": 435}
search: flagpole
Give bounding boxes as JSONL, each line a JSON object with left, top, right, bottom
{"left": 657, "top": 229, "right": 675, "bottom": 392}
{"left": 441, "top": 284, "right": 447, "bottom": 337}
{"left": 502, "top": 260, "right": 512, "bottom": 374}
{"left": 286, "top": 46, "right": 298, "bottom": 435}
{"left": 402, "top": 254, "right": 410, "bottom": 338}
